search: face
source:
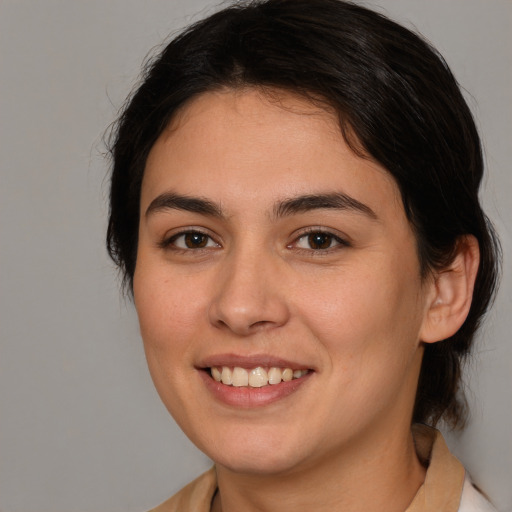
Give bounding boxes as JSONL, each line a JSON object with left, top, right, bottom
{"left": 134, "top": 89, "right": 434, "bottom": 475}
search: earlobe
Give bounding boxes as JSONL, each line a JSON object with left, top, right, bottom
{"left": 420, "top": 235, "right": 480, "bottom": 344}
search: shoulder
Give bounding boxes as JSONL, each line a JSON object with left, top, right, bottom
{"left": 147, "top": 467, "right": 217, "bottom": 512}
{"left": 458, "top": 473, "right": 496, "bottom": 512}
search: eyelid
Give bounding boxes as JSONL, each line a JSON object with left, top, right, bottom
{"left": 158, "top": 227, "right": 221, "bottom": 250}
{"left": 289, "top": 227, "right": 351, "bottom": 251}
{"left": 157, "top": 225, "right": 350, "bottom": 253}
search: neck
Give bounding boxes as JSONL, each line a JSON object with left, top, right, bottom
{"left": 211, "top": 424, "right": 426, "bottom": 512}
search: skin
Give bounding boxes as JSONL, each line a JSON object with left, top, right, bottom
{"left": 134, "top": 88, "right": 446, "bottom": 512}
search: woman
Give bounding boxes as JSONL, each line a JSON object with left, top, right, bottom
{"left": 106, "top": 1, "right": 500, "bottom": 510}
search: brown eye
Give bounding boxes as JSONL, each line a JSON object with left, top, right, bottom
{"left": 307, "top": 232, "right": 333, "bottom": 249}
{"left": 184, "top": 232, "right": 208, "bottom": 248}
{"left": 293, "top": 230, "right": 348, "bottom": 252}
{"left": 168, "top": 231, "right": 219, "bottom": 250}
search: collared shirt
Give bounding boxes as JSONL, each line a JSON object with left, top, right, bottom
{"left": 148, "top": 426, "right": 495, "bottom": 512}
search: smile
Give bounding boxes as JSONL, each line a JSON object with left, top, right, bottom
{"left": 210, "top": 366, "right": 309, "bottom": 388}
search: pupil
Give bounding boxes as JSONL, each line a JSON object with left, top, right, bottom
{"left": 185, "top": 233, "right": 207, "bottom": 248}
{"left": 308, "top": 233, "right": 331, "bottom": 249}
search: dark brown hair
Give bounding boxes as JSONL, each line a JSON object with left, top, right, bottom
{"left": 106, "top": 0, "right": 500, "bottom": 428}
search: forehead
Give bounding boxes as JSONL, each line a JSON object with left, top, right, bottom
{"left": 142, "top": 88, "right": 403, "bottom": 220}
{"left": 162, "top": 88, "right": 344, "bottom": 164}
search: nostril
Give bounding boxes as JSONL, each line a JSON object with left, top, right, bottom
{"left": 249, "top": 320, "right": 274, "bottom": 330}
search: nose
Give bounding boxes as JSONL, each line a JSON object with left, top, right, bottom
{"left": 208, "top": 247, "right": 290, "bottom": 336}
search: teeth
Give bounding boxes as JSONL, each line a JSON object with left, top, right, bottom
{"left": 267, "top": 367, "right": 282, "bottom": 385}
{"left": 282, "top": 368, "right": 293, "bottom": 382}
{"left": 249, "top": 367, "right": 268, "bottom": 387}
{"left": 221, "top": 367, "right": 232, "bottom": 385}
{"left": 210, "top": 366, "right": 308, "bottom": 387}
{"left": 232, "top": 367, "right": 249, "bottom": 387}
{"left": 211, "top": 367, "right": 222, "bottom": 382}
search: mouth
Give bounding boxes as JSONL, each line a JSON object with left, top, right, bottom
{"left": 197, "top": 354, "right": 314, "bottom": 407}
{"left": 209, "top": 366, "right": 310, "bottom": 388}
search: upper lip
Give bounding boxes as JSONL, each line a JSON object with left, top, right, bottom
{"left": 197, "top": 353, "right": 313, "bottom": 371}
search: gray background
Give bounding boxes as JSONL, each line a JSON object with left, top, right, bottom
{"left": 1, "top": 1, "right": 510, "bottom": 511}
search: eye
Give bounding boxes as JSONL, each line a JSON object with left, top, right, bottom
{"left": 166, "top": 231, "right": 219, "bottom": 250}
{"left": 294, "top": 230, "right": 347, "bottom": 251}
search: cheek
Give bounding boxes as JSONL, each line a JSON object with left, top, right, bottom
{"left": 133, "top": 265, "right": 209, "bottom": 414}
{"left": 294, "top": 259, "right": 424, "bottom": 370}
{"left": 133, "top": 263, "right": 208, "bottom": 363}
{"left": 294, "top": 268, "right": 425, "bottom": 431}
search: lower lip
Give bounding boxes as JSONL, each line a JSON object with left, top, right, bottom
{"left": 198, "top": 370, "right": 313, "bottom": 408}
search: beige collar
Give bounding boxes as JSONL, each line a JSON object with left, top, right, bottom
{"left": 406, "top": 424, "right": 465, "bottom": 512}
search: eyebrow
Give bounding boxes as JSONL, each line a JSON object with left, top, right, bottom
{"left": 273, "top": 193, "right": 377, "bottom": 220}
{"left": 145, "top": 191, "right": 377, "bottom": 221}
{"left": 145, "top": 192, "right": 224, "bottom": 218}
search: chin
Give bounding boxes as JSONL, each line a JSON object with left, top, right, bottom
{"left": 214, "top": 446, "right": 306, "bottom": 475}
{"left": 194, "top": 423, "right": 316, "bottom": 475}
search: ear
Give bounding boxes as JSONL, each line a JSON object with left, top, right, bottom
{"left": 420, "top": 235, "right": 480, "bottom": 344}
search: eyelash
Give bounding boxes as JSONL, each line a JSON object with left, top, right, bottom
{"left": 159, "top": 229, "right": 220, "bottom": 251}
{"left": 159, "top": 228, "right": 350, "bottom": 254}
{"left": 291, "top": 228, "right": 350, "bottom": 253}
